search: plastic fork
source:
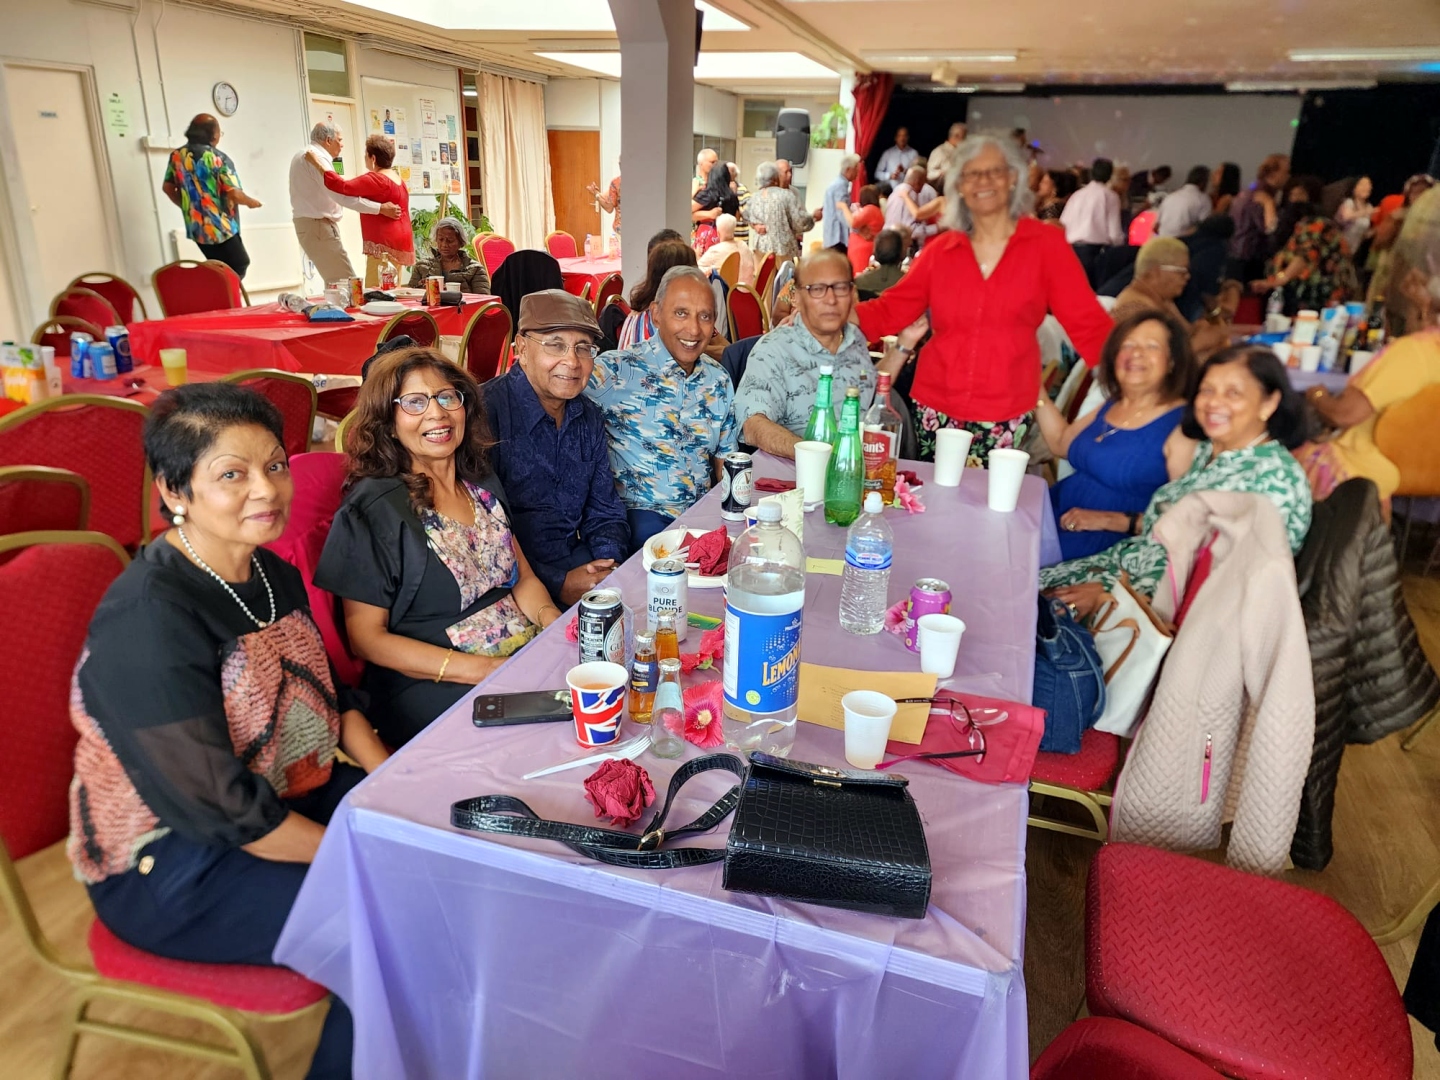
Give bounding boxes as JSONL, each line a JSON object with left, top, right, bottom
{"left": 522, "top": 734, "right": 653, "bottom": 780}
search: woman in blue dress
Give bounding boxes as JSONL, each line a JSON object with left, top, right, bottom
{"left": 1038, "top": 309, "right": 1200, "bottom": 561}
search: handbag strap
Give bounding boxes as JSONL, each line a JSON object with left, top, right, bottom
{"left": 1052, "top": 603, "right": 1109, "bottom": 722}
{"left": 450, "top": 753, "right": 747, "bottom": 869}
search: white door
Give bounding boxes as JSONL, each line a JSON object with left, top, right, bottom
{"left": 3, "top": 65, "right": 116, "bottom": 319}
{"left": 739, "top": 137, "right": 776, "bottom": 191}
{"left": 307, "top": 98, "right": 365, "bottom": 287}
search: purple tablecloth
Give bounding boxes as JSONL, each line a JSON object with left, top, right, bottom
{"left": 276, "top": 456, "right": 1050, "bottom": 1079}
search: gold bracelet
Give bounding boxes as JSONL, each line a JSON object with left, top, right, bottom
{"left": 435, "top": 648, "right": 454, "bottom": 683}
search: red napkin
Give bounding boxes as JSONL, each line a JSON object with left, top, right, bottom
{"left": 885, "top": 692, "right": 1045, "bottom": 785}
{"left": 753, "top": 478, "right": 796, "bottom": 493}
{"left": 688, "top": 526, "right": 732, "bottom": 577}
{"left": 897, "top": 469, "right": 924, "bottom": 488}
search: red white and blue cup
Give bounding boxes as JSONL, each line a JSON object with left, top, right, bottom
{"left": 565, "top": 662, "right": 628, "bottom": 747}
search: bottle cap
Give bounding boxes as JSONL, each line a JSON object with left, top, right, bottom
{"left": 819, "top": 363, "right": 833, "bottom": 375}
{"left": 658, "top": 657, "right": 682, "bottom": 672}
{"left": 634, "top": 629, "right": 655, "bottom": 644}
{"left": 756, "top": 502, "right": 782, "bottom": 522}
{"left": 845, "top": 386, "right": 860, "bottom": 397}
{"left": 864, "top": 492, "right": 884, "bottom": 514}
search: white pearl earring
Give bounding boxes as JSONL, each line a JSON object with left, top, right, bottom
{"left": 172, "top": 507, "right": 186, "bottom": 526}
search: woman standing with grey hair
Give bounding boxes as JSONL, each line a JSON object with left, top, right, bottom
{"left": 856, "top": 134, "right": 1112, "bottom": 464}
{"left": 408, "top": 216, "right": 490, "bottom": 295}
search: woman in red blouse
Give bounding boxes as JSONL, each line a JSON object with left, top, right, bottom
{"left": 856, "top": 134, "right": 1112, "bottom": 464}
{"left": 308, "top": 134, "right": 414, "bottom": 285}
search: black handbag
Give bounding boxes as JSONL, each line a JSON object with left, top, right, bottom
{"left": 451, "top": 752, "right": 932, "bottom": 920}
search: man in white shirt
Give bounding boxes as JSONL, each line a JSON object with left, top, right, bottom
{"left": 696, "top": 214, "right": 756, "bottom": 288}
{"left": 1059, "top": 157, "right": 1123, "bottom": 287}
{"left": 875, "top": 128, "right": 919, "bottom": 182}
{"left": 692, "top": 148, "right": 718, "bottom": 197}
{"left": 290, "top": 122, "right": 399, "bottom": 282}
{"left": 1155, "top": 165, "right": 1214, "bottom": 237}
{"left": 926, "top": 123, "right": 967, "bottom": 190}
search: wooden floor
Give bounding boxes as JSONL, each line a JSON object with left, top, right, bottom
{"left": 4, "top": 584, "right": 1440, "bottom": 1077}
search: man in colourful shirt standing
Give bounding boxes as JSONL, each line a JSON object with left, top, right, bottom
{"left": 588, "top": 265, "right": 738, "bottom": 549}
{"left": 162, "top": 114, "right": 261, "bottom": 279}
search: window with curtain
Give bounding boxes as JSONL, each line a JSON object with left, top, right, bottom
{"left": 477, "top": 72, "right": 555, "bottom": 249}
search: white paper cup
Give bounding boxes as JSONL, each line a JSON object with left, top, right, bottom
{"left": 917, "top": 613, "right": 965, "bottom": 679}
{"left": 1291, "top": 312, "right": 1320, "bottom": 345}
{"left": 1349, "top": 350, "right": 1375, "bottom": 374}
{"left": 794, "top": 440, "right": 833, "bottom": 509}
{"left": 1264, "top": 313, "right": 1293, "bottom": 334}
{"left": 1298, "top": 344, "right": 1322, "bottom": 372}
{"left": 842, "top": 690, "right": 898, "bottom": 770}
{"left": 1272, "top": 341, "right": 1293, "bottom": 366}
{"left": 933, "top": 428, "right": 973, "bottom": 486}
{"left": 986, "top": 447, "right": 1029, "bottom": 512}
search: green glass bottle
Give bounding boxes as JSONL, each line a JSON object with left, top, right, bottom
{"left": 824, "top": 387, "right": 864, "bottom": 526}
{"left": 803, "top": 363, "right": 838, "bottom": 444}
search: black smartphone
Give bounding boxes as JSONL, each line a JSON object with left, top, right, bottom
{"left": 473, "top": 689, "right": 572, "bottom": 727}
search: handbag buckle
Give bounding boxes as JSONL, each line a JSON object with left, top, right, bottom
{"left": 637, "top": 828, "right": 665, "bottom": 851}
{"left": 812, "top": 765, "right": 844, "bottom": 788}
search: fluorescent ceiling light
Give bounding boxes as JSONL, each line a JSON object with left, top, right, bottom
{"left": 863, "top": 51, "right": 1017, "bottom": 65}
{"left": 1288, "top": 47, "right": 1440, "bottom": 63}
{"left": 537, "top": 51, "right": 837, "bottom": 80}
{"left": 1227, "top": 79, "right": 1377, "bottom": 92}
{"left": 344, "top": 0, "right": 747, "bottom": 32}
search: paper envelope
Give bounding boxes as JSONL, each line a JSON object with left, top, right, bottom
{"left": 797, "top": 662, "right": 938, "bottom": 744}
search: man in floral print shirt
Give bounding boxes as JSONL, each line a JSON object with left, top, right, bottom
{"left": 588, "top": 266, "right": 737, "bottom": 549}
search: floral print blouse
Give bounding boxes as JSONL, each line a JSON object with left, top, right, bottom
{"left": 419, "top": 482, "right": 538, "bottom": 656}
{"left": 1266, "top": 216, "right": 1356, "bottom": 314}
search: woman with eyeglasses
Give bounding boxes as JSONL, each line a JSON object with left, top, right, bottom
{"left": 316, "top": 348, "right": 559, "bottom": 746}
{"left": 855, "top": 133, "right": 1112, "bottom": 465}
{"left": 1036, "top": 309, "right": 1199, "bottom": 562}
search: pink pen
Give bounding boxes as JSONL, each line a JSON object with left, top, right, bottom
{"left": 1200, "top": 733, "right": 1213, "bottom": 803}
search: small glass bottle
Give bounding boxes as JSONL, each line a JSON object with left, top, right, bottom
{"left": 651, "top": 658, "right": 685, "bottom": 758}
{"left": 628, "top": 630, "right": 657, "bottom": 723}
{"left": 654, "top": 612, "right": 680, "bottom": 662}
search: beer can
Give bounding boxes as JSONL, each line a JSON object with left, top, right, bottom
{"left": 647, "top": 557, "right": 689, "bottom": 643}
{"left": 719, "top": 451, "right": 754, "bottom": 521}
{"left": 904, "top": 578, "right": 953, "bottom": 654}
{"left": 578, "top": 588, "right": 626, "bottom": 665}
{"left": 104, "top": 325, "right": 133, "bottom": 373}
{"left": 348, "top": 276, "right": 365, "bottom": 309}
{"left": 89, "top": 342, "right": 118, "bottom": 380}
{"left": 425, "top": 275, "right": 444, "bottom": 307}
{"left": 69, "top": 333, "right": 93, "bottom": 379}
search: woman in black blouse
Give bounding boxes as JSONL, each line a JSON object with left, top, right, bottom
{"left": 317, "top": 348, "right": 560, "bottom": 746}
{"left": 70, "top": 384, "right": 390, "bottom": 1080}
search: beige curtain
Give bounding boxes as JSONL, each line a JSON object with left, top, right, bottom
{"left": 477, "top": 72, "right": 555, "bottom": 250}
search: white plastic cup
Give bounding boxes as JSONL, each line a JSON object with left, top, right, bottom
{"left": 917, "top": 613, "right": 966, "bottom": 679}
{"left": 794, "top": 440, "right": 833, "bottom": 509}
{"left": 1264, "top": 313, "right": 1293, "bottom": 335}
{"left": 1291, "top": 311, "right": 1320, "bottom": 345}
{"left": 842, "top": 690, "right": 898, "bottom": 770}
{"left": 1272, "top": 341, "right": 1293, "bottom": 366}
{"left": 986, "top": 447, "right": 1029, "bottom": 512}
{"left": 1298, "top": 344, "right": 1322, "bottom": 372}
{"left": 1349, "top": 350, "right": 1375, "bottom": 375}
{"left": 933, "top": 428, "right": 973, "bottom": 486}
{"left": 159, "top": 348, "right": 188, "bottom": 386}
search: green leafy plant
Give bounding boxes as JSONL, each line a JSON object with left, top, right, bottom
{"left": 811, "top": 103, "right": 849, "bottom": 149}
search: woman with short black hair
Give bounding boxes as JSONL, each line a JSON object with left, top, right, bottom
{"left": 309, "top": 133, "right": 414, "bottom": 285}
{"left": 71, "top": 382, "right": 389, "bottom": 1080}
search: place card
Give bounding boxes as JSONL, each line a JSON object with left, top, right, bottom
{"left": 797, "top": 663, "right": 937, "bottom": 744}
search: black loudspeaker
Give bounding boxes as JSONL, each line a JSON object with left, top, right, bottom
{"left": 775, "top": 108, "right": 810, "bottom": 168}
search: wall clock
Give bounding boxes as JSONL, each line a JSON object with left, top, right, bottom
{"left": 212, "top": 81, "right": 239, "bottom": 117}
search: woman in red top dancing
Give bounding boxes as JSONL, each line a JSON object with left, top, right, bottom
{"left": 855, "top": 133, "right": 1112, "bottom": 465}
{"left": 308, "top": 134, "right": 414, "bottom": 286}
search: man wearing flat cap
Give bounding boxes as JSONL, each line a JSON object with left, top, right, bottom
{"left": 483, "top": 290, "right": 630, "bottom": 607}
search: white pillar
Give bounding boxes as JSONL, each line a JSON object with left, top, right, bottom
{"left": 839, "top": 72, "right": 857, "bottom": 154}
{"left": 608, "top": 0, "right": 696, "bottom": 293}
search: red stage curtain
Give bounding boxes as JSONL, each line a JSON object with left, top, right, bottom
{"left": 850, "top": 73, "right": 895, "bottom": 202}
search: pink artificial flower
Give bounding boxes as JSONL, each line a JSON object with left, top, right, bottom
{"left": 893, "top": 474, "right": 926, "bottom": 514}
{"left": 682, "top": 680, "right": 727, "bottom": 748}
{"left": 884, "top": 599, "right": 909, "bottom": 637}
{"left": 582, "top": 758, "right": 656, "bottom": 827}
{"left": 678, "top": 627, "right": 726, "bottom": 674}
{"left": 565, "top": 614, "right": 579, "bottom": 643}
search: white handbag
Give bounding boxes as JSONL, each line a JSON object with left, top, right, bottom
{"left": 1088, "top": 573, "right": 1174, "bottom": 738}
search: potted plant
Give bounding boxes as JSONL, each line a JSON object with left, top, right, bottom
{"left": 810, "top": 103, "right": 848, "bottom": 150}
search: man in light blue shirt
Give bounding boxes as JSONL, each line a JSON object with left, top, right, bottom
{"left": 821, "top": 154, "right": 862, "bottom": 253}
{"left": 875, "top": 127, "right": 919, "bottom": 182}
{"left": 588, "top": 266, "right": 738, "bottom": 548}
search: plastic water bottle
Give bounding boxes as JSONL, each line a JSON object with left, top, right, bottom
{"left": 839, "top": 492, "right": 894, "bottom": 635}
{"left": 722, "top": 502, "right": 805, "bottom": 757}
{"left": 1266, "top": 288, "right": 1284, "bottom": 319}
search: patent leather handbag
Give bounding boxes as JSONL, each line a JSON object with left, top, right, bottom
{"left": 451, "top": 751, "right": 932, "bottom": 919}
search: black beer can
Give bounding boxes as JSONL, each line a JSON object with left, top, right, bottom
{"left": 578, "top": 588, "right": 626, "bottom": 665}
{"left": 719, "top": 451, "right": 754, "bottom": 521}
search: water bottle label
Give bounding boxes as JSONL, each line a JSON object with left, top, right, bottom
{"left": 722, "top": 601, "right": 802, "bottom": 713}
{"left": 845, "top": 544, "right": 892, "bottom": 571}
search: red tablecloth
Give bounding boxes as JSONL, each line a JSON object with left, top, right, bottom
{"left": 62, "top": 365, "right": 219, "bottom": 404}
{"left": 126, "top": 297, "right": 495, "bottom": 376}
{"left": 557, "top": 255, "right": 622, "bottom": 291}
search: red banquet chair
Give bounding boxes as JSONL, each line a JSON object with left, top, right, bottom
{"left": 65, "top": 272, "right": 149, "bottom": 323}
{"left": 220, "top": 369, "right": 318, "bottom": 458}
{"left": 474, "top": 233, "right": 516, "bottom": 276}
{"left": 592, "top": 272, "right": 623, "bottom": 313}
{"left": 1031, "top": 1017, "right": 1224, "bottom": 1080}
{"left": 545, "top": 230, "right": 578, "bottom": 259}
{"left": 151, "top": 260, "right": 242, "bottom": 317}
{"left": 265, "top": 452, "right": 363, "bottom": 688}
{"left": 755, "top": 252, "right": 777, "bottom": 307}
{"left": 0, "top": 396, "right": 150, "bottom": 550}
{"left": 1086, "top": 843, "right": 1414, "bottom": 1080}
{"left": 0, "top": 466, "right": 90, "bottom": 542}
{"left": 0, "top": 532, "right": 332, "bottom": 1080}
{"left": 50, "top": 288, "right": 121, "bottom": 334}
{"left": 377, "top": 309, "right": 439, "bottom": 349}
{"left": 202, "top": 260, "right": 249, "bottom": 307}
{"left": 458, "top": 300, "right": 513, "bottom": 384}
{"left": 31, "top": 317, "right": 104, "bottom": 357}
{"left": 727, "top": 283, "right": 768, "bottom": 343}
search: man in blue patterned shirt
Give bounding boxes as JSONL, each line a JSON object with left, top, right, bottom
{"left": 588, "top": 266, "right": 738, "bottom": 549}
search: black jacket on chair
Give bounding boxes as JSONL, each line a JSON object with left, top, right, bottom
{"left": 1290, "top": 478, "right": 1440, "bottom": 870}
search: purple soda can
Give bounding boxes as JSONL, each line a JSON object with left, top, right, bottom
{"left": 69, "top": 333, "right": 93, "bottom": 378}
{"left": 904, "top": 578, "right": 953, "bottom": 653}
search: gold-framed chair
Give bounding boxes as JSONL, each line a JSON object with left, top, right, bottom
{"left": 457, "top": 299, "right": 512, "bottom": 384}
{"left": 1027, "top": 729, "right": 1122, "bottom": 842}
{"left": 1371, "top": 877, "right": 1440, "bottom": 946}
{"left": 219, "top": 369, "right": 319, "bottom": 458}
{"left": 376, "top": 309, "right": 440, "bottom": 349}
{"left": 65, "top": 272, "right": 149, "bottom": 323}
{"left": 0, "top": 465, "right": 91, "bottom": 537}
{"left": 716, "top": 250, "right": 742, "bottom": 289}
{"left": 334, "top": 409, "right": 357, "bottom": 453}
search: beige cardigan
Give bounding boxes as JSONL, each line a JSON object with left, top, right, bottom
{"left": 1110, "top": 490, "right": 1315, "bottom": 875}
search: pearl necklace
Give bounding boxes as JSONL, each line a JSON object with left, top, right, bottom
{"left": 175, "top": 526, "right": 275, "bottom": 628}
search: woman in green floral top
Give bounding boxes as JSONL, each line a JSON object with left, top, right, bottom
{"left": 1043, "top": 346, "right": 1312, "bottom": 616}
